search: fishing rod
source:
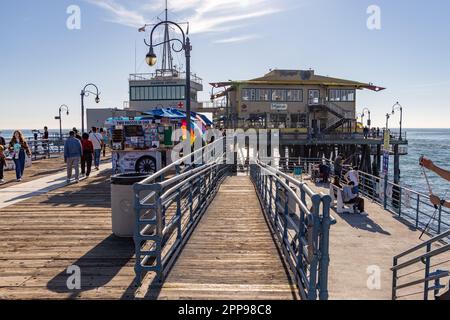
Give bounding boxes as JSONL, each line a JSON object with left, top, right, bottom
{"left": 419, "top": 155, "right": 443, "bottom": 240}
{"left": 419, "top": 190, "right": 447, "bottom": 240}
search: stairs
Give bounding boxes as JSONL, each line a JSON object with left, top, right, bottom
{"left": 309, "top": 100, "right": 353, "bottom": 134}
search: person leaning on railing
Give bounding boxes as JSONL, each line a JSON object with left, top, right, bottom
{"left": 420, "top": 157, "right": 450, "bottom": 209}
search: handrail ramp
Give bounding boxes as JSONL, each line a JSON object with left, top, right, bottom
{"left": 250, "top": 160, "right": 336, "bottom": 300}
{"left": 133, "top": 139, "right": 230, "bottom": 283}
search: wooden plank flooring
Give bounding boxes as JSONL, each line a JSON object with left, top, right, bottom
{"left": 155, "top": 176, "right": 299, "bottom": 300}
{"left": 0, "top": 170, "right": 297, "bottom": 300}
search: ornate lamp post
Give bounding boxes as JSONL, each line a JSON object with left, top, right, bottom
{"left": 80, "top": 83, "right": 100, "bottom": 134}
{"left": 141, "top": 20, "right": 192, "bottom": 139}
{"left": 392, "top": 102, "right": 403, "bottom": 141}
{"left": 55, "top": 104, "right": 69, "bottom": 142}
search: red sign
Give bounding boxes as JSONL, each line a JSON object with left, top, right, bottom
{"left": 177, "top": 102, "right": 184, "bottom": 109}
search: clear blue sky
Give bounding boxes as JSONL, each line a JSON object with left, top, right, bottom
{"left": 1, "top": 0, "right": 449, "bottom": 130}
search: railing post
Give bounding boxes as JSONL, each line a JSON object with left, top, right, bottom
{"left": 383, "top": 176, "right": 388, "bottom": 210}
{"left": 416, "top": 194, "right": 420, "bottom": 229}
{"left": 189, "top": 180, "right": 193, "bottom": 222}
{"left": 176, "top": 190, "right": 182, "bottom": 241}
{"left": 392, "top": 257, "right": 398, "bottom": 300}
{"left": 437, "top": 205, "right": 442, "bottom": 235}
{"left": 424, "top": 243, "right": 431, "bottom": 300}
{"left": 307, "top": 194, "right": 321, "bottom": 300}
{"left": 283, "top": 188, "right": 289, "bottom": 248}
{"left": 318, "top": 194, "right": 332, "bottom": 300}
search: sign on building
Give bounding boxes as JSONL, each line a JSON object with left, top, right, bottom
{"left": 271, "top": 103, "right": 288, "bottom": 111}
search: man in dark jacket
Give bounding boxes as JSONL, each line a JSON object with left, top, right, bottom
{"left": 64, "top": 131, "right": 83, "bottom": 183}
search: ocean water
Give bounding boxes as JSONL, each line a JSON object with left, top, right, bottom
{"left": 1, "top": 128, "right": 449, "bottom": 196}
{"left": 398, "top": 129, "right": 450, "bottom": 198}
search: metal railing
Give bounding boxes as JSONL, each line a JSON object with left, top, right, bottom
{"left": 270, "top": 156, "right": 449, "bottom": 238}
{"left": 392, "top": 230, "right": 450, "bottom": 300}
{"left": 356, "top": 170, "right": 450, "bottom": 237}
{"left": 133, "top": 138, "right": 229, "bottom": 283}
{"left": 250, "top": 160, "right": 336, "bottom": 300}
{"left": 129, "top": 71, "right": 203, "bottom": 85}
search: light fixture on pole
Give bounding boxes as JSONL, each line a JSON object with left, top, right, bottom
{"left": 141, "top": 20, "right": 192, "bottom": 144}
{"left": 391, "top": 102, "right": 403, "bottom": 141}
{"left": 80, "top": 83, "right": 101, "bottom": 134}
{"left": 55, "top": 104, "right": 69, "bottom": 142}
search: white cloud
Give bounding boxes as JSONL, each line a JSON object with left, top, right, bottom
{"left": 85, "top": 0, "right": 285, "bottom": 34}
{"left": 213, "top": 34, "right": 262, "bottom": 44}
{"left": 84, "top": 0, "right": 146, "bottom": 28}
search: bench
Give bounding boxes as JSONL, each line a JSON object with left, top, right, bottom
{"left": 329, "top": 184, "right": 359, "bottom": 214}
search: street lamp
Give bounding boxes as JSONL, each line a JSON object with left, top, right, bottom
{"left": 81, "top": 83, "right": 100, "bottom": 134}
{"left": 392, "top": 102, "right": 403, "bottom": 141}
{"left": 141, "top": 20, "right": 192, "bottom": 141}
{"left": 55, "top": 104, "right": 69, "bottom": 142}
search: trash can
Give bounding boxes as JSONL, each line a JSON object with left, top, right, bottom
{"left": 111, "top": 173, "right": 149, "bottom": 237}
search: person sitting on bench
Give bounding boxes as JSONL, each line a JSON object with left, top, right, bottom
{"left": 342, "top": 181, "right": 365, "bottom": 214}
{"left": 319, "top": 163, "right": 330, "bottom": 183}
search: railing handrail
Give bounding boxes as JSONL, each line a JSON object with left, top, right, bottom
{"left": 392, "top": 243, "right": 450, "bottom": 271}
{"left": 250, "top": 160, "right": 335, "bottom": 300}
{"left": 129, "top": 71, "right": 203, "bottom": 84}
{"left": 393, "top": 230, "right": 450, "bottom": 261}
{"left": 138, "top": 137, "right": 225, "bottom": 185}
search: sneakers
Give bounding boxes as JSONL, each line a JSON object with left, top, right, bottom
{"left": 66, "top": 179, "right": 71, "bottom": 184}
{"left": 17, "top": 178, "right": 22, "bottom": 182}
{"left": 0, "top": 179, "right": 5, "bottom": 184}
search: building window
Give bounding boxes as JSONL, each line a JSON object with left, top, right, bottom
{"left": 286, "top": 89, "right": 303, "bottom": 102}
{"left": 242, "top": 89, "right": 256, "bottom": 101}
{"left": 270, "top": 113, "right": 287, "bottom": 128}
{"left": 256, "top": 89, "right": 271, "bottom": 101}
{"left": 271, "top": 89, "right": 286, "bottom": 102}
{"left": 290, "top": 113, "right": 307, "bottom": 128}
{"left": 329, "top": 89, "right": 355, "bottom": 102}
{"left": 130, "top": 85, "right": 186, "bottom": 101}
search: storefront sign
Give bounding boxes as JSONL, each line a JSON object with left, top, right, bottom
{"left": 271, "top": 103, "right": 288, "bottom": 111}
{"left": 383, "top": 130, "right": 390, "bottom": 151}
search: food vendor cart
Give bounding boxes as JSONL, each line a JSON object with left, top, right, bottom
{"left": 105, "top": 108, "right": 211, "bottom": 174}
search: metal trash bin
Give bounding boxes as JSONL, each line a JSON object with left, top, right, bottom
{"left": 111, "top": 173, "right": 149, "bottom": 237}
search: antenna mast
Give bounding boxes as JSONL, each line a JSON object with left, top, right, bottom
{"left": 161, "top": 0, "right": 174, "bottom": 74}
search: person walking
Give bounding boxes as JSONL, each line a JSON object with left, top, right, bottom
{"left": 80, "top": 133, "right": 94, "bottom": 178}
{"left": 9, "top": 131, "right": 31, "bottom": 182}
{"left": 0, "top": 145, "right": 6, "bottom": 185}
{"left": 72, "top": 128, "right": 82, "bottom": 141}
{"left": 0, "top": 133, "right": 5, "bottom": 184}
{"left": 334, "top": 154, "right": 343, "bottom": 178}
{"left": 64, "top": 131, "right": 82, "bottom": 183}
{"left": 100, "top": 128, "right": 108, "bottom": 157}
{"left": 89, "top": 127, "right": 103, "bottom": 171}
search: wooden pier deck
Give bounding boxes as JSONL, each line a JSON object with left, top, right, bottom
{"left": 0, "top": 171, "right": 297, "bottom": 300}
{"left": 0, "top": 165, "right": 447, "bottom": 300}
{"left": 155, "top": 176, "right": 298, "bottom": 300}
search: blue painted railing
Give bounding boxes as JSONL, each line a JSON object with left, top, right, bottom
{"left": 250, "top": 160, "right": 336, "bottom": 300}
{"left": 392, "top": 230, "right": 450, "bottom": 300}
{"left": 133, "top": 139, "right": 229, "bottom": 283}
{"left": 272, "top": 156, "right": 450, "bottom": 238}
